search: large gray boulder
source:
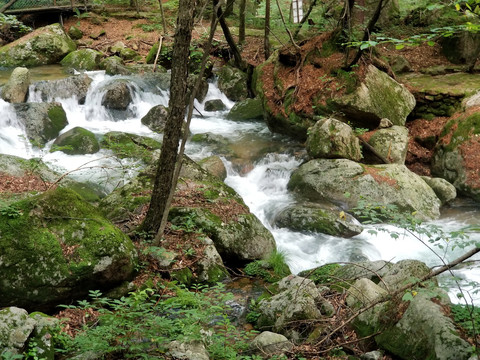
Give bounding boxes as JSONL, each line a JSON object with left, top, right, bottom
{"left": 13, "top": 102, "right": 68, "bottom": 147}
{"left": 441, "top": 31, "right": 480, "bottom": 68}
{"left": 367, "top": 125, "right": 409, "bottom": 164}
{"left": 52, "top": 127, "right": 100, "bottom": 155}
{"left": 101, "top": 81, "right": 133, "bottom": 111}
{"left": 432, "top": 112, "right": 480, "bottom": 201}
{"left": 141, "top": 105, "right": 168, "bottom": 133}
{"left": 30, "top": 74, "right": 93, "bottom": 104}
{"left": 421, "top": 176, "right": 457, "bottom": 205}
{"left": 306, "top": 117, "right": 362, "bottom": 161}
{"left": 60, "top": 48, "right": 103, "bottom": 71}
{"left": 1, "top": 67, "right": 30, "bottom": 103}
{"left": 216, "top": 66, "right": 248, "bottom": 101}
{"left": 257, "top": 276, "right": 333, "bottom": 336}
{"left": 249, "top": 331, "right": 293, "bottom": 356}
{"left": 273, "top": 202, "right": 363, "bottom": 237}
{"left": 0, "top": 23, "right": 76, "bottom": 67}
{"left": 288, "top": 159, "right": 441, "bottom": 220}
{"left": 329, "top": 65, "right": 416, "bottom": 128}
{"left": 0, "top": 187, "right": 137, "bottom": 311}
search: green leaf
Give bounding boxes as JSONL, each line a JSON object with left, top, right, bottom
{"left": 402, "top": 292, "right": 414, "bottom": 302}
{"left": 360, "top": 43, "right": 370, "bottom": 50}
{"left": 395, "top": 44, "right": 405, "bottom": 50}
{"left": 427, "top": 40, "right": 435, "bottom": 46}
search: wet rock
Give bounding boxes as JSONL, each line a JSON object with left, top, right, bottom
{"left": 187, "top": 73, "right": 209, "bottom": 102}
{"left": 274, "top": 202, "right": 363, "bottom": 237}
{"left": 227, "top": 98, "right": 264, "bottom": 121}
{"left": 14, "top": 102, "right": 68, "bottom": 147}
{"left": 0, "top": 23, "right": 76, "bottom": 67}
{"left": 198, "top": 155, "right": 227, "bottom": 180}
{"left": 421, "top": 176, "right": 457, "bottom": 205}
{"left": 216, "top": 65, "right": 248, "bottom": 101}
{"left": 288, "top": 159, "right": 441, "bottom": 220}
{"left": 1, "top": 67, "right": 30, "bottom": 103}
{"left": 31, "top": 74, "right": 93, "bottom": 104}
{"left": 306, "top": 117, "right": 362, "bottom": 161}
{"left": 141, "top": 104, "right": 168, "bottom": 133}
{"left": 52, "top": 126, "right": 100, "bottom": 155}
{"left": 99, "top": 56, "right": 131, "bottom": 76}
{"left": 60, "top": 49, "right": 103, "bottom": 71}
{"left": 101, "top": 81, "right": 133, "bottom": 111}
{"left": 100, "top": 131, "right": 162, "bottom": 165}
{"left": 204, "top": 99, "right": 226, "bottom": 112}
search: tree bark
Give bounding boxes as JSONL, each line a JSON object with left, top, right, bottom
{"left": 142, "top": 0, "right": 196, "bottom": 238}
{"left": 239, "top": 0, "right": 246, "bottom": 44}
{"left": 264, "top": 0, "right": 271, "bottom": 59}
{"left": 157, "top": 0, "right": 167, "bottom": 34}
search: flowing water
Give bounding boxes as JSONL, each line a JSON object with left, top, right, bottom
{"left": 1, "top": 70, "right": 480, "bottom": 304}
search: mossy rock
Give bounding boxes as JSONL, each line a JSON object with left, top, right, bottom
{"left": 145, "top": 42, "right": 173, "bottom": 68}
{"left": 0, "top": 187, "right": 137, "bottom": 311}
{"left": 0, "top": 23, "right": 76, "bottom": 67}
{"left": 119, "top": 47, "right": 140, "bottom": 61}
{"left": 226, "top": 98, "right": 264, "bottom": 121}
{"left": 100, "top": 131, "right": 162, "bottom": 165}
{"left": 99, "top": 56, "right": 131, "bottom": 76}
{"left": 68, "top": 25, "right": 83, "bottom": 40}
{"left": 216, "top": 65, "right": 248, "bottom": 102}
{"left": 52, "top": 126, "right": 100, "bottom": 155}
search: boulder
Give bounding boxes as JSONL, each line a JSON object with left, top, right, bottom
{"left": 204, "top": 99, "right": 226, "bottom": 112}
{"left": 13, "top": 102, "right": 68, "bottom": 147}
{"left": 68, "top": 25, "right": 83, "bottom": 40}
{"left": 216, "top": 66, "right": 248, "bottom": 101}
{"left": 52, "top": 127, "right": 100, "bottom": 155}
{"left": 1, "top": 67, "right": 30, "bottom": 103}
{"left": 432, "top": 112, "right": 480, "bottom": 201}
{"left": 60, "top": 48, "right": 103, "bottom": 71}
{"left": 119, "top": 47, "right": 139, "bottom": 61}
{"left": 141, "top": 105, "right": 168, "bottom": 133}
{"left": 99, "top": 56, "right": 131, "bottom": 76}
{"left": 195, "top": 237, "right": 229, "bottom": 284}
{"left": 100, "top": 131, "right": 162, "bottom": 165}
{"left": 257, "top": 275, "right": 333, "bottom": 335}
{"left": 306, "top": 117, "right": 363, "bottom": 161}
{"left": 187, "top": 73, "right": 209, "bottom": 102}
{"left": 367, "top": 125, "right": 409, "bottom": 164}
{"left": 0, "top": 187, "right": 137, "bottom": 311}
{"left": 273, "top": 202, "right": 363, "bottom": 237}
{"left": 30, "top": 74, "right": 93, "bottom": 104}
{"left": 198, "top": 155, "right": 227, "bottom": 180}
{"left": 389, "top": 55, "right": 412, "bottom": 75}
{"left": 226, "top": 98, "right": 264, "bottom": 121}
{"left": 109, "top": 41, "right": 126, "bottom": 54}
{"left": 249, "top": 331, "right": 293, "bottom": 356}
{"left": 441, "top": 31, "right": 480, "bottom": 68}
{"left": 421, "top": 176, "right": 457, "bottom": 205}
{"left": 0, "top": 23, "right": 76, "bottom": 67}
{"left": 375, "top": 292, "right": 472, "bottom": 360}
{"left": 101, "top": 81, "right": 133, "bottom": 111}
{"left": 288, "top": 159, "right": 441, "bottom": 220}
{"left": 329, "top": 65, "right": 416, "bottom": 128}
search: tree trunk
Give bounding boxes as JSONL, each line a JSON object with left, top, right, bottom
{"left": 264, "top": 0, "right": 271, "bottom": 59}
{"left": 215, "top": 0, "right": 246, "bottom": 70}
{"left": 224, "top": 0, "right": 235, "bottom": 16}
{"left": 142, "top": 0, "right": 196, "bottom": 238}
{"left": 239, "top": 0, "right": 246, "bottom": 44}
{"left": 157, "top": 0, "right": 167, "bottom": 34}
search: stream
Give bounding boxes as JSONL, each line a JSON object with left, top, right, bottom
{"left": 1, "top": 68, "right": 480, "bottom": 304}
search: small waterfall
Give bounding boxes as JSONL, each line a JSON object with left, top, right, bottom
{"left": 0, "top": 99, "right": 34, "bottom": 158}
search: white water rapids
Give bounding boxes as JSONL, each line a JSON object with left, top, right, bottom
{"left": 1, "top": 70, "right": 479, "bottom": 304}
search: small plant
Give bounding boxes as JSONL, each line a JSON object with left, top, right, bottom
{"left": 353, "top": 127, "right": 369, "bottom": 136}
{"left": 170, "top": 212, "right": 199, "bottom": 233}
{"left": 450, "top": 303, "right": 480, "bottom": 338}
{"left": 244, "top": 250, "right": 290, "bottom": 283}
{"left": 0, "top": 201, "right": 22, "bottom": 218}
{"left": 0, "top": 14, "right": 32, "bottom": 42}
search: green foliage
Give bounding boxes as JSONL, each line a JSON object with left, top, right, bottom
{"left": 0, "top": 200, "right": 22, "bottom": 219}
{"left": 303, "top": 263, "right": 341, "bottom": 285}
{"left": 450, "top": 303, "right": 480, "bottom": 337}
{"left": 56, "top": 284, "right": 256, "bottom": 359}
{"left": 0, "top": 14, "right": 32, "bottom": 42}
{"left": 170, "top": 212, "right": 199, "bottom": 233}
{"left": 244, "top": 250, "right": 291, "bottom": 283}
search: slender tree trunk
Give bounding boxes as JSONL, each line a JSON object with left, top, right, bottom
{"left": 142, "top": 0, "right": 196, "bottom": 238}
{"left": 215, "top": 0, "right": 246, "bottom": 70}
{"left": 293, "top": 0, "right": 317, "bottom": 38}
{"left": 0, "top": 0, "right": 19, "bottom": 13}
{"left": 264, "top": 0, "right": 271, "bottom": 59}
{"left": 239, "top": 0, "right": 246, "bottom": 44}
{"left": 157, "top": 0, "right": 167, "bottom": 34}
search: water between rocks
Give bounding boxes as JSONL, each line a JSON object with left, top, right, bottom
{"left": 1, "top": 69, "right": 479, "bottom": 304}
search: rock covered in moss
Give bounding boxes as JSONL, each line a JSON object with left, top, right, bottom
{"left": 227, "top": 98, "right": 264, "bottom": 121}
{"left": 288, "top": 159, "right": 441, "bottom": 220}
{"left": 432, "top": 112, "right": 480, "bottom": 201}
{"left": 274, "top": 202, "right": 362, "bottom": 237}
{"left": 0, "top": 23, "right": 76, "bottom": 67}
{"left": 204, "top": 99, "right": 226, "bottom": 112}
{"left": 100, "top": 131, "right": 162, "bottom": 165}
{"left": 367, "top": 125, "right": 409, "bottom": 164}
{"left": 99, "top": 56, "right": 131, "bottom": 76}
{"left": 249, "top": 331, "right": 293, "bottom": 356}
{"left": 60, "top": 48, "right": 103, "bottom": 71}
{"left": 216, "top": 65, "right": 248, "bottom": 101}
{"left": 1, "top": 67, "right": 30, "bottom": 103}
{"left": 441, "top": 31, "right": 480, "bottom": 67}
{"left": 13, "top": 102, "right": 68, "bottom": 147}
{"left": 0, "top": 187, "right": 137, "bottom": 311}
{"left": 31, "top": 74, "right": 92, "bottom": 104}
{"left": 330, "top": 65, "right": 416, "bottom": 128}
{"left": 306, "top": 117, "right": 362, "bottom": 161}
{"left": 68, "top": 25, "right": 83, "bottom": 40}
{"left": 141, "top": 104, "right": 168, "bottom": 133}
{"left": 52, "top": 126, "right": 100, "bottom": 155}
{"left": 421, "top": 176, "right": 457, "bottom": 205}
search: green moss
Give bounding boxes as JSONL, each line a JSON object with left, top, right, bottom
{"left": 441, "top": 113, "right": 480, "bottom": 151}
{"left": 298, "top": 263, "right": 341, "bottom": 285}
{"left": 46, "top": 105, "right": 68, "bottom": 140}
{"left": 170, "top": 267, "right": 194, "bottom": 286}
{"left": 100, "top": 131, "right": 162, "bottom": 164}
{"left": 60, "top": 49, "right": 102, "bottom": 71}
